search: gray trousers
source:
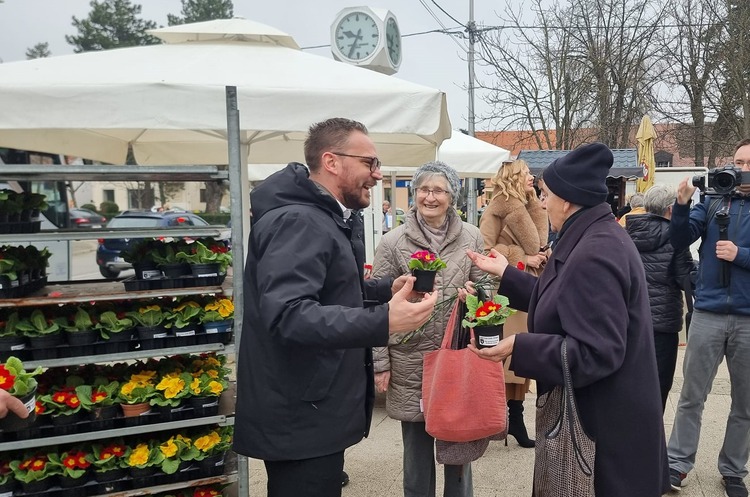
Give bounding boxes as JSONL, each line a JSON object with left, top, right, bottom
{"left": 401, "top": 421, "right": 473, "bottom": 497}
{"left": 667, "top": 309, "right": 750, "bottom": 478}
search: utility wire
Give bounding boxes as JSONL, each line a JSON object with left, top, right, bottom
{"left": 301, "top": 21, "right": 725, "bottom": 50}
{"left": 430, "top": 0, "right": 466, "bottom": 28}
{"left": 418, "top": 0, "right": 468, "bottom": 51}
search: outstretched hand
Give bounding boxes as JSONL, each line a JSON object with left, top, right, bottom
{"left": 388, "top": 276, "right": 438, "bottom": 333}
{"left": 467, "top": 249, "right": 509, "bottom": 277}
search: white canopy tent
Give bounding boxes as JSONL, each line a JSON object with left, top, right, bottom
{"left": 0, "top": 17, "right": 453, "bottom": 280}
{"left": 0, "top": 18, "right": 451, "bottom": 167}
{"left": 246, "top": 130, "right": 510, "bottom": 181}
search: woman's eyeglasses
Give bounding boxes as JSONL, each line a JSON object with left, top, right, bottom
{"left": 416, "top": 187, "right": 449, "bottom": 198}
{"left": 331, "top": 152, "right": 382, "bottom": 172}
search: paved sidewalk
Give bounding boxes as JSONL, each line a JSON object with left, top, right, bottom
{"left": 247, "top": 345, "right": 736, "bottom": 496}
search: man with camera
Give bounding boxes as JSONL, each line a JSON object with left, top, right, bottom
{"left": 666, "top": 139, "right": 750, "bottom": 497}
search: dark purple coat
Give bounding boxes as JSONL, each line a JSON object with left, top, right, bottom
{"left": 501, "top": 203, "right": 670, "bottom": 497}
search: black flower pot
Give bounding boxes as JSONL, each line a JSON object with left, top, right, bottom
{"left": 0, "top": 388, "right": 36, "bottom": 432}
{"left": 412, "top": 269, "right": 437, "bottom": 293}
{"left": 133, "top": 262, "right": 162, "bottom": 280}
{"left": 99, "top": 329, "right": 133, "bottom": 354}
{"left": 0, "top": 477, "right": 17, "bottom": 496}
{"left": 136, "top": 325, "right": 169, "bottom": 350}
{"left": 189, "top": 395, "right": 220, "bottom": 417}
{"left": 473, "top": 324, "right": 503, "bottom": 349}
{"left": 159, "top": 262, "right": 191, "bottom": 278}
{"left": 198, "top": 453, "right": 226, "bottom": 477}
{"left": 202, "top": 319, "right": 232, "bottom": 344}
{"left": 90, "top": 404, "right": 119, "bottom": 430}
{"left": 66, "top": 329, "right": 98, "bottom": 357}
{"left": 0, "top": 334, "right": 27, "bottom": 362}
{"left": 59, "top": 473, "right": 89, "bottom": 497}
{"left": 29, "top": 333, "right": 63, "bottom": 360}
{"left": 0, "top": 275, "right": 19, "bottom": 298}
{"left": 172, "top": 324, "right": 199, "bottom": 346}
{"left": 51, "top": 410, "right": 85, "bottom": 436}
{"left": 94, "top": 467, "right": 126, "bottom": 483}
{"left": 21, "top": 475, "right": 57, "bottom": 494}
{"left": 190, "top": 263, "right": 221, "bottom": 278}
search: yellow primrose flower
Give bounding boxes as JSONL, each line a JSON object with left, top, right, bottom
{"left": 120, "top": 381, "right": 137, "bottom": 396}
{"left": 176, "top": 433, "right": 191, "bottom": 444}
{"left": 128, "top": 444, "right": 150, "bottom": 466}
{"left": 204, "top": 356, "right": 221, "bottom": 367}
{"left": 208, "top": 380, "right": 223, "bottom": 395}
{"left": 140, "top": 305, "right": 161, "bottom": 313}
{"left": 156, "top": 375, "right": 186, "bottom": 399}
{"left": 160, "top": 439, "right": 178, "bottom": 458}
{"left": 175, "top": 301, "right": 200, "bottom": 312}
{"left": 190, "top": 377, "right": 201, "bottom": 394}
{"left": 194, "top": 431, "right": 221, "bottom": 452}
{"left": 206, "top": 370, "right": 219, "bottom": 379}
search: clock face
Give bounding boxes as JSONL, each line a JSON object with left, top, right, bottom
{"left": 334, "top": 11, "right": 380, "bottom": 61}
{"left": 386, "top": 17, "right": 402, "bottom": 67}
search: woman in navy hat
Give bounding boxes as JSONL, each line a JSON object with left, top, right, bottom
{"left": 467, "top": 143, "right": 670, "bottom": 496}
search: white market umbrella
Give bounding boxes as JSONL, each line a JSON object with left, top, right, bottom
{"left": 246, "top": 131, "right": 510, "bottom": 181}
{"left": 0, "top": 18, "right": 451, "bottom": 166}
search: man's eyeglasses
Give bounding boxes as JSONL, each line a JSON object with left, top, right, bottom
{"left": 331, "top": 152, "right": 382, "bottom": 173}
{"left": 416, "top": 187, "right": 449, "bottom": 198}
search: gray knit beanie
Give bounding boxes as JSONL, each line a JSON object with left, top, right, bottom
{"left": 411, "top": 161, "right": 461, "bottom": 206}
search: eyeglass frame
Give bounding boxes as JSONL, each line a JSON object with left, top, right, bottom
{"left": 415, "top": 186, "right": 450, "bottom": 198}
{"left": 330, "top": 152, "right": 382, "bottom": 173}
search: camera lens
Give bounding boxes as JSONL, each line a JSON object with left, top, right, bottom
{"left": 714, "top": 170, "right": 737, "bottom": 194}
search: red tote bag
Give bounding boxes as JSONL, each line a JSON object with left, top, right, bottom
{"left": 422, "top": 300, "right": 506, "bottom": 443}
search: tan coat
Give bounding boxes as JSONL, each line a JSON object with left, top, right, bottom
{"left": 479, "top": 194, "right": 548, "bottom": 385}
{"left": 372, "top": 208, "right": 484, "bottom": 422}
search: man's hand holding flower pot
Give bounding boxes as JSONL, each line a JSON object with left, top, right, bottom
{"left": 0, "top": 389, "right": 28, "bottom": 419}
{"left": 388, "top": 276, "right": 438, "bottom": 333}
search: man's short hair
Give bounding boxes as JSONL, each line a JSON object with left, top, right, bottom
{"left": 304, "top": 118, "right": 369, "bottom": 172}
{"left": 644, "top": 185, "right": 676, "bottom": 217}
{"left": 735, "top": 138, "right": 750, "bottom": 153}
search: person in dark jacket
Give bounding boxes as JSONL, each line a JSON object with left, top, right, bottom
{"left": 467, "top": 142, "right": 670, "bottom": 497}
{"left": 233, "top": 118, "right": 437, "bottom": 497}
{"left": 666, "top": 138, "right": 750, "bottom": 496}
{"left": 625, "top": 184, "right": 694, "bottom": 411}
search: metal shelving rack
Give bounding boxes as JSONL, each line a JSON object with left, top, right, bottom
{"left": 0, "top": 164, "right": 242, "bottom": 497}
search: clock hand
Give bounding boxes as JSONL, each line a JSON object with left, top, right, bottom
{"left": 342, "top": 30, "right": 358, "bottom": 39}
{"left": 347, "top": 28, "right": 363, "bottom": 58}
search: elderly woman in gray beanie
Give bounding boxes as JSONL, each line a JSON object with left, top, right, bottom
{"left": 372, "top": 161, "right": 484, "bottom": 497}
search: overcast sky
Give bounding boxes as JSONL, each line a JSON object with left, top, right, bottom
{"left": 0, "top": 0, "right": 515, "bottom": 131}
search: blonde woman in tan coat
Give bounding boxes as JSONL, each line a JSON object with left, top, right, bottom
{"left": 479, "top": 159, "right": 549, "bottom": 448}
{"left": 372, "top": 161, "right": 484, "bottom": 497}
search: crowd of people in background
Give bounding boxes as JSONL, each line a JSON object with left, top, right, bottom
{"left": 222, "top": 115, "right": 750, "bottom": 497}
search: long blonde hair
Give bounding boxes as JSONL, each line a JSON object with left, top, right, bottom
{"left": 490, "top": 159, "right": 534, "bottom": 204}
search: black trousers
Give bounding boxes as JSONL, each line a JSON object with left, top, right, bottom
{"left": 654, "top": 332, "right": 679, "bottom": 412}
{"left": 264, "top": 451, "right": 345, "bottom": 497}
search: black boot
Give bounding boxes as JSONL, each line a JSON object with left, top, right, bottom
{"left": 507, "top": 399, "right": 535, "bottom": 448}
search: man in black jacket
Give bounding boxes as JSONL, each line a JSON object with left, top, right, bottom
{"left": 233, "top": 118, "right": 438, "bottom": 497}
{"left": 625, "top": 184, "right": 693, "bottom": 411}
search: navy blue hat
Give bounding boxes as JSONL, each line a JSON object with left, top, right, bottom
{"left": 542, "top": 142, "right": 614, "bottom": 207}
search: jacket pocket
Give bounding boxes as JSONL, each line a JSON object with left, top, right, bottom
{"left": 300, "top": 350, "right": 344, "bottom": 402}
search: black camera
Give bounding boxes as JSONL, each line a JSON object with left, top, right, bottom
{"left": 692, "top": 165, "right": 750, "bottom": 195}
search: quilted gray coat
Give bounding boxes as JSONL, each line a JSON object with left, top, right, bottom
{"left": 372, "top": 208, "right": 484, "bottom": 422}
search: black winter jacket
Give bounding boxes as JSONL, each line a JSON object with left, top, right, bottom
{"left": 626, "top": 213, "right": 693, "bottom": 334}
{"left": 233, "top": 163, "right": 392, "bottom": 461}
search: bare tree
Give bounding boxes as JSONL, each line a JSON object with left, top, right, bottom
{"left": 478, "top": 0, "right": 661, "bottom": 150}
{"left": 654, "top": 0, "right": 726, "bottom": 166}
{"left": 477, "top": 0, "right": 593, "bottom": 150}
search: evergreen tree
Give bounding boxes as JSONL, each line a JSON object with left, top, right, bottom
{"left": 26, "top": 42, "right": 51, "bottom": 59}
{"left": 167, "top": 0, "right": 234, "bottom": 26}
{"left": 66, "top": 0, "right": 160, "bottom": 53}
